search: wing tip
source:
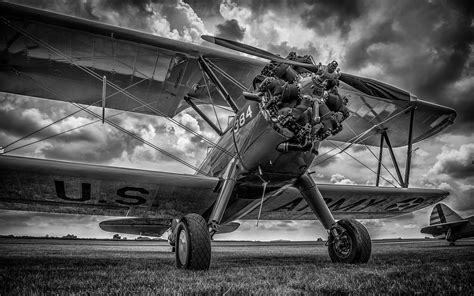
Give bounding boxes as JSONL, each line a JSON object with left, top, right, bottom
{"left": 201, "top": 35, "right": 215, "bottom": 44}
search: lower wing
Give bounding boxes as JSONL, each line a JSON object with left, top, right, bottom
{"left": 227, "top": 185, "right": 449, "bottom": 221}
{"left": 0, "top": 155, "right": 448, "bottom": 222}
{"left": 0, "top": 155, "right": 219, "bottom": 218}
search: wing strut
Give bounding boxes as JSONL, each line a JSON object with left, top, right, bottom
{"left": 185, "top": 96, "right": 223, "bottom": 136}
{"left": 383, "top": 131, "right": 405, "bottom": 187}
{"left": 379, "top": 104, "right": 416, "bottom": 188}
{"left": 102, "top": 75, "right": 106, "bottom": 124}
{"left": 375, "top": 133, "right": 384, "bottom": 186}
{"left": 315, "top": 102, "right": 418, "bottom": 188}
{"left": 404, "top": 105, "right": 416, "bottom": 187}
{"left": 198, "top": 56, "right": 239, "bottom": 113}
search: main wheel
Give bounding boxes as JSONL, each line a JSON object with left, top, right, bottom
{"left": 328, "top": 219, "right": 371, "bottom": 263}
{"left": 175, "top": 213, "right": 211, "bottom": 270}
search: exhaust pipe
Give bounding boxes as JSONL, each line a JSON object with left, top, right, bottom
{"left": 277, "top": 139, "right": 313, "bottom": 152}
{"left": 242, "top": 91, "right": 262, "bottom": 102}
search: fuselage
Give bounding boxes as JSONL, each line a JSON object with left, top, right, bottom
{"left": 199, "top": 100, "right": 316, "bottom": 186}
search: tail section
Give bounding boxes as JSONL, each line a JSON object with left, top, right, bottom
{"left": 429, "top": 203, "right": 462, "bottom": 225}
{"left": 422, "top": 203, "right": 468, "bottom": 240}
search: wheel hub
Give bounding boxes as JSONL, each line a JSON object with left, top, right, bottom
{"left": 333, "top": 233, "right": 352, "bottom": 258}
{"left": 178, "top": 230, "right": 188, "bottom": 265}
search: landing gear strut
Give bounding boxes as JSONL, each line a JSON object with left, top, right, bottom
{"left": 295, "top": 173, "right": 372, "bottom": 263}
{"left": 173, "top": 157, "right": 240, "bottom": 270}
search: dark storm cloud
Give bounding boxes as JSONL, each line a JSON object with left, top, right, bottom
{"left": 14, "top": 0, "right": 153, "bottom": 27}
{"left": 229, "top": 0, "right": 298, "bottom": 13}
{"left": 12, "top": 0, "right": 100, "bottom": 20}
{"left": 11, "top": 0, "right": 208, "bottom": 43}
{"left": 216, "top": 19, "right": 245, "bottom": 41}
{"left": 0, "top": 96, "right": 100, "bottom": 147}
{"left": 430, "top": 144, "right": 474, "bottom": 180}
{"left": 12, "top": 0, "right": 154, "bottom": 31}
{"left": 344, "top": 20, "right": 402, "bottom": 70}
{"left": 436, "top": 159, "right": 474, "bottom": 180}
{"left": 40, "top": 131, "right": 131, "bottom": 163}
{"left": 183, "top": 0, "right": 221, "bottom": 18}
{"left": 0, "top": 95, "right": 169, "bottom": 163}
{"left": 301, "top": 0, "right": 365, "bottom": 36}
{"left": 267, "top": 42, "right": 320, "bottom": 59}
{"left": 223, "top": 0, "right": 364, "bottom": 37}
{"left": 343, "top": 0, "right": 474, "bottom": 133}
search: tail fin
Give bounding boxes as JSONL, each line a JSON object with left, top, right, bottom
{"left": 429, "top": 203, "right": 462, "bottom": 225}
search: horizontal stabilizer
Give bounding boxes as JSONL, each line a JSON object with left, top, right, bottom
{"left": 99, "top": 218, "right": 171, "bottom": 237}
{"left": 421, "top": 220, "right": 468, "bottom": 235}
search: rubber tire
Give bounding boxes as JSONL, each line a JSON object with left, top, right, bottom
{"left": 328, "top": 219, "right": 371, "bottom": 263}
{"left": 175, "top": 213, "right": 211, "bottom": 270}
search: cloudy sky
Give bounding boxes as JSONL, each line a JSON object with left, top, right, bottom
{"left": 0, "top": 0, "right": 473, "bottom": 240}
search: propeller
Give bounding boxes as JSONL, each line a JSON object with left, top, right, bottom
{"left": 201, "top": 35, "right": 319, "bottom": 72}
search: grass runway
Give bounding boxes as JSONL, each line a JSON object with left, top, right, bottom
{"left": 0, "top": 238, "right": 473, "bottom": 295}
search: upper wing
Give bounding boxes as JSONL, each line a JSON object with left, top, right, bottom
{"left": 0, "top": 2, "right": 456, "bottom": 147}
{"left": 331, "top": 74, "right": 456, "bottom": 147}
{"left": 0, "top": 2, "right": 264, "bottom": 117}
{"left": 0, "top": 155, "right": 219, "bottom": 218}
{"left": 227, "top": 185, "right": 449, "bottom": 221}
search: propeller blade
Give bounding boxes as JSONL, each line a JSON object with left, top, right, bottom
{"left": 201, "top": 35, "right": 318, "bottom": 72}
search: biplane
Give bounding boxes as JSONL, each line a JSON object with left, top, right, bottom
{"left": 0, "top": 2, "right": 457, "bottom": 270}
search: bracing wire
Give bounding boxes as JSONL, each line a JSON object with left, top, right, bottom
{"left": 313, "top": 106, "right": 411, "bottom": 167}
{"left": 1, "top": 70, "right": 205, "bottom": 174}
{"left": 344, "top": 122, "right": 402, "bottom": 186}
{"left": 205, "top": 59, "right": 250, "bottom": 92}
{"left": 198, "top": 62, "right": 223, "bottom": 132}
{"left": 325, "top": 140, "right": 399, "bottom": 187}
{"left": 1, "top": 17, "right": 233, "bottom": 157}
{"left": 2, "top": 77, "right": 148, "bottom": 150}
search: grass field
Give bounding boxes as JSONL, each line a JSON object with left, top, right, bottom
{"left": 0, "top": 238, "right": 473, "bottom": 295}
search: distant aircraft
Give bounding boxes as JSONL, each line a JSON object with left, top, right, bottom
{"left": 0, "top": 3, "right": 457, "bottom": 270}
{"left": 421, "top": 203, "right": 474, "bottom": 246}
